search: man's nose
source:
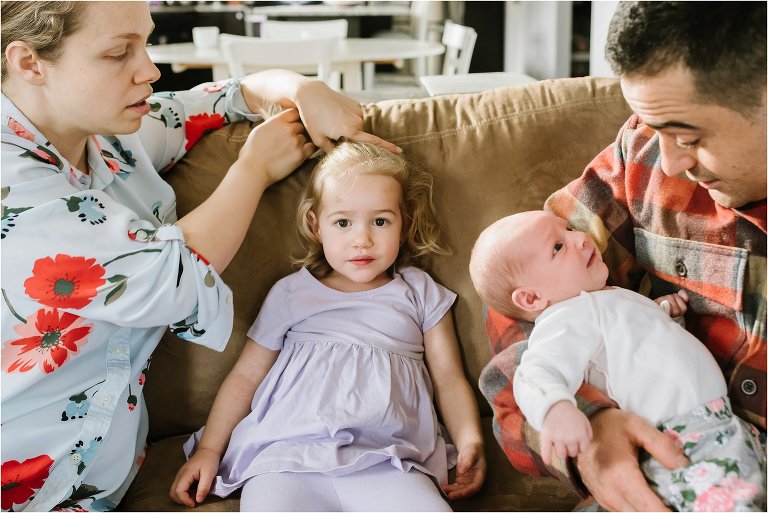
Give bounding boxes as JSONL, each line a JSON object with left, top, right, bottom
{"left": 658, "top": 134, "right": 697, "bottom": 177}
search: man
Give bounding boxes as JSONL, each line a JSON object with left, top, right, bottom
{"left": 479, "top": 2, "right": 766, "bottom": 511}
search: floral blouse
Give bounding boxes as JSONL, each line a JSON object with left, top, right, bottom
{"left": 1, "top": 79, "right": 259, "bottom": 511}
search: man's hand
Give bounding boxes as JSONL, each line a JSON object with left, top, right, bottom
{"left": 541, "top": 400, "right": 593, "bottom": 465}
{"left": 576, "top": 408, "right": 689, "bottom": 511}
{"left": 656, "top": 289, "right": 689, "bottom": 317}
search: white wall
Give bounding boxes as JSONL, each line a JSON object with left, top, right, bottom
{"left": 504, "top": 0, "right": 619, "bottom": 79}
{"left": 589, "top": 0, "right": 618, "bottom": 76}
{"left": 504, "top": 1, "right": 572, "bottom": 79}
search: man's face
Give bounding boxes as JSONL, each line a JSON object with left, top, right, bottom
{"left": 621, "top": 64, "right": 767, "bottom": 208}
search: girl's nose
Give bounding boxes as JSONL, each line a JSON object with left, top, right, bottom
{"left": 352, "top": 227, "right": 372, "bottom": 248}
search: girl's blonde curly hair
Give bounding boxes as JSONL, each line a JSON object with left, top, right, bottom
{"left": 293, "top": 141, "right": 450, "bottom": 277}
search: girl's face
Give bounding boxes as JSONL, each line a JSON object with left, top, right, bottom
{"left": 311, "top": 173, "right": 404, "bottom": 292}
{"left": 38, "top": 2, "right": 160, "bottom": 140}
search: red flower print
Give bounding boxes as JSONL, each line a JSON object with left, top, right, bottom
{"left": 184, "top": 113, "right": 225, "bottom": 150}
{"left": 1, "top": 454, "right": 54, "bottom": 510}
{"left": 3, "top": 308, "right": 92, "bottom": 373}
{"left": 24, "top": 254, "right": 106, "bottom": 309}
{"left": 105, "top": 159, "right": 120, "bottom": 174}
{"left": 8, "top": 117, "right": 35, "bottom": 141}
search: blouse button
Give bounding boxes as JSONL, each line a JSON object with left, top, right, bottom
{"left": 112, "top": 346, "right": 124, "bottom": 356}
{"left": 675, "top": 260, "right": 688, "bottom": 278}
{"left": 741, "top": 379, "right": 758, "bottom": 396}
{"left": 70, "top": 453, "right": 82, "bottom": 464}
{"left": 100, "top": 394, "right": 112, "bottom": 406}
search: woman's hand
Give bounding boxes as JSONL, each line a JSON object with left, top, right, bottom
{"left": 442, "top": 442, "right": 487, "bottom": 500}
{"left": 292, "top": 80, "right": 402, "bottom": 154}
{"left": 169, "top": 447, "right": 222, "bottom": 507}
{"left": 237, "top": 107, "right": 316, "bottom": 188}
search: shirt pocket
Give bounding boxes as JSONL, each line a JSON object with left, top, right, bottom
{"left": 633, "top": 228, "right": 747, "bottom": 325}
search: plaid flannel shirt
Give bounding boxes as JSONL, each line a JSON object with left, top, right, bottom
{"left": 478, "top": 114, "right": 767, "bottom": 492}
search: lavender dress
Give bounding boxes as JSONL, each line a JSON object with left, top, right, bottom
{"left": 183, "top": 266, "right": 458, "bottom": 497}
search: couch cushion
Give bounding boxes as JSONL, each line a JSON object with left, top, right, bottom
{"left": 120, "top": 419, "right": 579, "bottom": 511}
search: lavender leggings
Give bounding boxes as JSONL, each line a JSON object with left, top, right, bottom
{"left": 239, "top": 461, "right": 452, "bottom": 512}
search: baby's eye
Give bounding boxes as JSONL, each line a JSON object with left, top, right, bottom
{"left": 373, "top": 218, "right": 389, "bottom": 227}
{"left": 566, "top": 227, "right": 573, "bottom": 232}
{"left": 553, "top": 242, "right": 564, "bottom": 254}
{"left": 334, "top": 219, "right": 350, "bottom": 228}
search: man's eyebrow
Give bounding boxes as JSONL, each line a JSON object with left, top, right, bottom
{"left": 646, "top": 120, "right": 699, "bottom": 130}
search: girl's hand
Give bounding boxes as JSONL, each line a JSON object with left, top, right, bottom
{"left": 169, "top": 448, "right": 221, "bottom": 507}
{"left": 656, "top": 289, "right": 689, "bottom": 317}
{"left": 293, "top": 81, "right": 402, "bottom": 154}
{"left": 442, "top": 442, "right": 487, "bottom": 500}
{"left": 237, "top": 108, "right": 316, "bottom": 188}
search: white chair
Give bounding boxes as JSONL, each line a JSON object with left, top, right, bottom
{"left": 259, "top": 20, "right": 347, "bottom": 90}
{"left": 363, "top": 1, "right": 443, "bottom": 89}
{"left": 440, "top": 20, "right": 477, "bottom": 75}
{"left": 219, "top": 34, "right": 334, "bottom": 88}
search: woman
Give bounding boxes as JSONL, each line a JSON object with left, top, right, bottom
{"left": 0, "top": 2, "right": 398, "bottom": 511}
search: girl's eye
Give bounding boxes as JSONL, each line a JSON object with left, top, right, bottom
{"left": 553, "top": 242, "right": 564, "bottom": 255}
{"left": 334, "top": 219, "right": 349, "bottom": 228}
{"left": 373, "top": 218, "right": 388, "bottom": 227}
{"left": 106, "top": 52, "right": 128, "bottom": 61}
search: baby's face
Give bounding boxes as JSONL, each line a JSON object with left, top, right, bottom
{"left": 510, "top": 211, "right": 609, "bottom": 306}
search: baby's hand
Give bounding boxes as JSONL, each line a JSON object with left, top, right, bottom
{"left": 656, "top": 289, "right": 689, "bottom": 317}
{"left": 169, "top": 447, "right": 221, "bottom": 507}
{"left": 540, "top": 400, "right": 593, "bottom": 466}
{"left": 442, "top": 442, "right": 487, "bottom": 500}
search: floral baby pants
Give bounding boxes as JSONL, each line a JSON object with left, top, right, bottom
{"left": 641, "top": 397, "right": 766, "bottom": 512}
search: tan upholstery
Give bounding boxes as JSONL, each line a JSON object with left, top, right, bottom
{"left": 120, "top": 76, "right": 633, "bottom": 511}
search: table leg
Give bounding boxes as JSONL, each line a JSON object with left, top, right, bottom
{"left": 338, "top": 63, "right": 362, "bottom": 92}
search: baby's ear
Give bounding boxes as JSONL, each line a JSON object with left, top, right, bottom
{"left": 511, "top": 287, "right": 548, "bottom": 313}
{"left": 307, "top": 210, "right": 320, "bottom": 240}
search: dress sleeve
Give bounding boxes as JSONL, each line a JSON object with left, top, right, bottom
{"left": 246, "top": 277, "right": 293, "bottom": 351}
{"left": 400, "top": 267, "right": 457, "bottom": 332}
{"left": 513, "top": 299, "right": 602, "bottom": 431}
{"left": 137, "top": 79, "right": 261, "bottom": 174}
{"left": 2, "top": 114, "right": 233, "bottom": 351}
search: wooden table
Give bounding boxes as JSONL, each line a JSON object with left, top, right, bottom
{"left": 147, "top": 39, "right": 444, "bottom": 91}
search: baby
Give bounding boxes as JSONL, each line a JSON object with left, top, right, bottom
{"left": 469, "top": 210, "right": 766, "bottom": 512}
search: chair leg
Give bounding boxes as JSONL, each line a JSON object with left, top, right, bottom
{"left": 363, "top": 62, "right": 375, "bottom": 90}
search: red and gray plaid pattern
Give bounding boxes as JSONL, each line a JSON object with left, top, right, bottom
{"left": 478, "top": 114, "right": 767, "bottom": 491}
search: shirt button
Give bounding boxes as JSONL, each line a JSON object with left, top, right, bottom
{"left": 741, "top": 379, "right": 758, "bottom": 396}
{"left": 112, "top": 346, "right": 124, "bottom": 356}
{"left": 70, "top": 453, "right": 82, "bottom": 464}
{"left": 100, "top": 394, "right": 112, "bottom": 406}
{"left": 675, "top": 260, "right": 688, "bottom": 278}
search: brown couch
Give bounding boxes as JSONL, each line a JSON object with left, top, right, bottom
{"left": 120, "top": 76, "right": 633, "bottom": 511}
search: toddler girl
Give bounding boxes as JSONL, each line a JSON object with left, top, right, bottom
{"left": 170, "top": 141, "right": 486, "bottom": 511}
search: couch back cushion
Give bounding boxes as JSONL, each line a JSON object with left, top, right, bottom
{"left": 145, "top": 76, "right": 632, "bottom": 441}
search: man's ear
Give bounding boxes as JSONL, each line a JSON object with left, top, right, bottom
{"left": 511, "top": 287, "right": 548, "bottom": 313}
{"left": 5, "top": 41, "right": 46, "bottom": 85}
{"left": 307, "top": 210, "right": 321, "bottom": 241}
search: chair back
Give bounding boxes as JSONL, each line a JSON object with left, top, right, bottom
{"left": 219, "top": 34, "right": 334, "bottom": 85}
{"left": 261, "top": 19, "right": 348, "bottom": 40}
{"left": 441, "top": 20, "right": 477, "bottom": 75}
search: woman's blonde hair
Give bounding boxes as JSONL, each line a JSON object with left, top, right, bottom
{"left": 294, "top": 141, "right": 450, "bottom": 277}
{"left": 1, "top": 1, "right": 88, "bottom": 84}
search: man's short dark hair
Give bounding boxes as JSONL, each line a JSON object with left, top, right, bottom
{"left": 605, "top": 2, "right": 766, "bottom": 115}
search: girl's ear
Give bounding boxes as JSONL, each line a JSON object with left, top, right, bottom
{"left": 5, "top": 41, "right": 46, "bottom": 85}
{"left": 511, "top": 287, "right": 548, "bottom": 313}
{"left": 307, "top": 210, "right": 321, "bottom": 241}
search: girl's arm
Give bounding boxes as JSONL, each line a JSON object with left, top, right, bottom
{"left": 169, "top": 340, "right": 279, "bottom": 507}
{"left": 424, "top": 312, "right": 487, "bottom": 501}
